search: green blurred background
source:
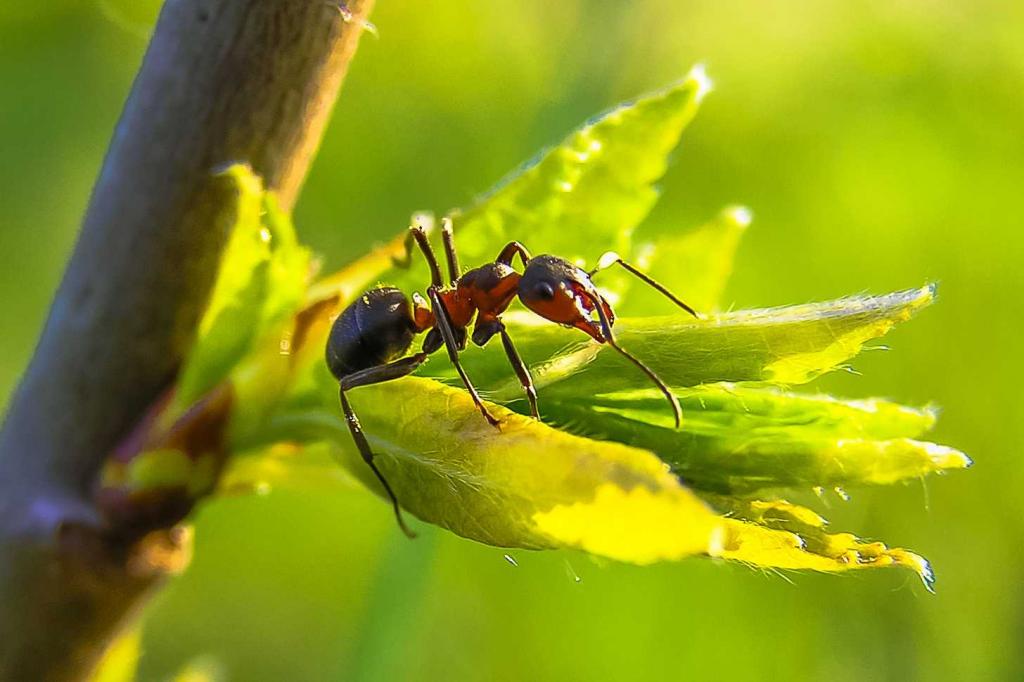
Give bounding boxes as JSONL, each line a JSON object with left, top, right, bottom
{"left": 2, "top": 1, "right": 1021, "bottom": 679}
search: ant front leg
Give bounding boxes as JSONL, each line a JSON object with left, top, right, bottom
{"left": 473, "top": 318, "right": 539, "bottom": 420}
{"left": 582, "top": 286, "right": 684, "bottom": 429}
{"left": 339, "top": 352, "right": 429, "bottom": 538}
{"left": 406, "top": 219, "right": 498, "bottom": 427}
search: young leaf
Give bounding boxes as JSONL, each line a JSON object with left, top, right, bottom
{"left": 704, "top": 496, "right": 934, "bottom": 590}
{"left": 532, "top": 286, "right": 931, "bottom": 392}
{"left": 421, "top": 286, "right": 936, "bottom": 397}
{"left": 242, "top": 370, "right": 939, "bottom": 585}
{"left": 626, "top": 205, "right": 752, "bottom": 314}
{"left": 541, "top": 385, "right": 969, "bottom": 494}
{"left": 302, "top": 67, "right": 716, "bottom": 314}
{"left": 457, "top": 66, "right": 709, "bottom": 261}
{"left": 173, "top": 165, "right": 269, "bottom": 412}
{"left": 175, "top": 164, "right": 310, "bottom": 416}
{"left": 378, "top": 65, "right": 711, "bottom": 297}
{"left": 305, "top": 374, "right": 723, "bottom": 562}
{"left": 132, "top": 70, "right": 967, "bottom": 588}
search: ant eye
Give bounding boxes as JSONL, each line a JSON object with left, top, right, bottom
{"left": 534, "top": 281, "right": 555, "bottom": 300}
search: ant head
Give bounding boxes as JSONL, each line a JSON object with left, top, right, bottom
{"left": 517, "top": 255, "right": 615, "bottom": 342}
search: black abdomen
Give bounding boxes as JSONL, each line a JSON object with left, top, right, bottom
{"left": 326, "top": 287, "right": 417, "bottom": 379}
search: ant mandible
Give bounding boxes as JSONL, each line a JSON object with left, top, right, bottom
{"left": 325, "top": 217, "right": 698, "bottom": 537}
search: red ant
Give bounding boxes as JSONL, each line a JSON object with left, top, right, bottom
{"left": 326, "top": 218, "right": 698, "bottom": 537}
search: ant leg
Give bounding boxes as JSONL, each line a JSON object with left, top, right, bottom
{"left": 392, "top": 230, "right": 415, "bottom": 270}
{"left": 340, "top": 352, "right": 429, "bottom": 390}
{"left": 339, "top": 352, "right": 429, "bottom": 538}
{"left": 497, "top": 323, "right": 539, "bottom": 419}
{"left": 440, "top": 215, "right": 460, "bottom": 284}
{"left": 392, "top": 214, "right": 434, "bottom": 270}
{"left": 391, "top": 218, "right": 445, "bottom": 287}
{"left": 496, "top": 241, "right": 532, "bottom": 268}
{"left": 426, "top": 288, "right": 501, "bottom": 427}
{"left": 339, "top": 390, "right": 417, "bottom": 538}
{"left": 590, "top": 252, "right": 699, "bottom": 318}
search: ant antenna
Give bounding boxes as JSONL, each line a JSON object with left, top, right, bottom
{"left": 586, "top": 286, "right": 683, "bottom": 429}
{"left": 591, "top": 252, "right": 699, "bottom": 318}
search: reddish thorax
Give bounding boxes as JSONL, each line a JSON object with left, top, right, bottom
{"left": 438, "top": 262, "right": 522, "bottom": 331}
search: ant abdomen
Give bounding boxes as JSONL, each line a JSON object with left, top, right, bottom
{"left": 326, "top": 287, "right": 418, "bottom": 380}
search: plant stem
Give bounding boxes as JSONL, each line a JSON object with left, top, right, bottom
{"left": 0, "top": 1, "right": 374, "bottom": 679}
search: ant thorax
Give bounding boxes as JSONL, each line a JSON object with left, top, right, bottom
{"left": 448, "top": 262, "right": 521, "bottom": 327}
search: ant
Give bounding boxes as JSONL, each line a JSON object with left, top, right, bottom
{"left": 325, "top": 217, "right": 698, "bottom": 537}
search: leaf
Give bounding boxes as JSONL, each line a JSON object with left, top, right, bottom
{"left": 89, "top": 628, "right": 141, "bottom": 682}
{"left": 246, "top": 369, "right": 939, "bottom": 584}
{"left": 383, "top": 66, "right": 712, "bottom": 295}
{"left": 627, "top": 205, "right": 752, "bottom": 314}
{"left": 458, "top": 66, "right": 709, "bottom": 261}
{"left": 540, "top": 385, "right": 970, "bottom": 494}
{"left": 588, "top": 384, "right": 940, "bottom": 439}
{"left": 297, "top": 65, "right": 720, "bottom": 355}
{"left": 174, "top": 164, "right": 310, "bottom": 416}
{"left": 273, "top": 372, "right": 722, "bottom": 562}
{"left": 173, "top": 165, "right": 269, "bottom": 412}
{"left": 181, "top": 76, "right": 965, "bottom": 587}
{"left": 416, "top": 286, "right": 935, "bottom": 401}
{"left": 462, "top": 285, "right": 938, "bottom": 399}
{"left": 707, "top": 496, "right": 935, "bottom": 591}
{"left": 260, "top": 193, "right": 311, "bottom": 330}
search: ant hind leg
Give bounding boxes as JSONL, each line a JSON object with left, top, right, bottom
{"left": 391, "top": 217, "right": 445, "bottom": 288}
{"left": 440, "top": 215, "right": 461, "bottom": 284}
{"left": 338, "top": 352, "right": 429, "bottom": 538}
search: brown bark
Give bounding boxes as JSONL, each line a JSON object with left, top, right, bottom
{"left": 0, "top": 1, "right": 374, "bottom": 679}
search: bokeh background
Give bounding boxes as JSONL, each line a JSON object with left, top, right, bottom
{"left": 2, "top": 1, "right": 1022, "bottom": 679}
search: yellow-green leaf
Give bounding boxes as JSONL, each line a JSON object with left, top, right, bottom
{"left": 384, "top": 66, "right": 712, "bottom": 295}
{"left": 458, "top": 66, "right": 709, "bottom": 261}
{"left": 540, "top": 384, "right": 970, "bottom": 494}
{"left": 89, "top": 628, "right": 141, "bottom": 682}
{"left": 175, "top": 164, "right": 309, "bottom": 416}
{"left": 626, "top": 205, "right": 751, "bottom": 314}
{"left": 457, "top": 285, "right": 938, "bottom": 398}
{"left": 174, "top": 165, "right": 270, "bottom": 411}
{"left": 293, "top": 373, "right": 723, "bottom": 562}
{"left": 246, "top": 369, "right": 939, "bottom": 583}
{"left": 203, "top": 75, "right": 964, "bottom": 589}
{"left": 707, "top": 496, "right": 935, "bottom": 591}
